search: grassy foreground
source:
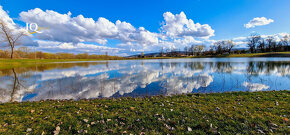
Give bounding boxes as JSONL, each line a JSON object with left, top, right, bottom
{"left": 0, "top": 91, "right": 289, "bottom": 134}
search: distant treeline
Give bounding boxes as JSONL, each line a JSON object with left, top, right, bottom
{"left": 0, "top": 47, "right": 124, "bottom": 59}
{"left": 156, "top": 33, "right": 290, "bottom": 57}
{"left": 245, "top": 33, "right": 289, "bottom": 53}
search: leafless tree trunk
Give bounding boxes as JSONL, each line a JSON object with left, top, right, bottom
{"left": 10, "top": 68, "right": 20, "bottom": 102}
{"left": 247, "top": 33, "right": 261, "bottom": 53}
{"left": 0, "top": 20, "right": 25, "bottom": 59}
{"left": 160, "top": 47, "right": 164, "bottom": 57}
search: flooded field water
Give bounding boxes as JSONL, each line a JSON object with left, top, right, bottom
{"left": 0, "top": 57, "right": 289, "bottom": 103}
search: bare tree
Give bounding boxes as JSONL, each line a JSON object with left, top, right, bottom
{"left": 265, "top": 36, "right": 275, "bottom": 52}
{"left": 213, "top": 40, "right": 235, "bottom": 54}
{"left": 17, "top": 47, "right": 31, "bottom": 58}
{"left": 277, "top": 40, "right": 284, "bottom": 52}
{"left": 170, "top": 48, "right": 177, "bottom": 57}
{"left": 160, "top": 47, "right": 164, "bottom": 56}
{"left": 209, "top": 45, "right": 215, "bottom": 55}
{"left": 281, "top": 35, "right": 289, "bottom": 51}
{"left": 190, "top": 45, "right": 199, "bottom": 56}
{"left": 189, "top": 45, "right": 194, "bottom": 56}
{"left": 213, "top": 41, "right": 223, "bottom": 55}
{"left": 196, "top": 45, "right": 205, "bottom": 56}
{"left": 0, "top": 20, "right": 25, "bottom": 59}
{"left": 247, "top": 33, "right": 261, "bottom": 53}
{"left": 165, "top": 48, "right": 170, "bottom": 56}
{"left": 223, "top": 40, "right": 235, "bottom": 54}
{"left": 257, "top": 39, "right": 266, "bottom": 52}
{"left": 184, "top": 46, "right": 188, "bottom": 56}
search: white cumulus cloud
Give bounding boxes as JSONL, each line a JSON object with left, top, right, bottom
{"left": 19, "top": 8, "right": 159, "bottom": 46}
{"left": 161, "top": 12, "right": 214, "bottom": 38}
{"left": 244, "top": 17, "right": 274, "bottom": 28}
{"left": 0, "top": 5, "right": 17, "bottom": 30}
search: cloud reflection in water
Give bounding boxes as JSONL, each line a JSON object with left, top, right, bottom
{"left": 0, "top": 58, "right": 289, "bottom": 102}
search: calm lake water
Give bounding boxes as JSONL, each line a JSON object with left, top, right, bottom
{"left": 0, "top": 58, "right": 289, "bottom": 103}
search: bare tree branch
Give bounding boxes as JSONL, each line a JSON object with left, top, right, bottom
{"left": 0, "top": 20, "right": 25, "bottom": 59}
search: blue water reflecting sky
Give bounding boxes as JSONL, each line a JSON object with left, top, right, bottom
{"left": 0, "top": 58, "right": 289, "bottom": 103}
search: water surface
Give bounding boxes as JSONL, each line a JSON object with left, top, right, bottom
{"left": 0, "top": 58, "right": 289, "bottom": 103}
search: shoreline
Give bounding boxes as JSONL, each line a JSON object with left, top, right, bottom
{"left": 0, "top": 52, "right": 290, "bottom": 70}
{"left": 1, "top": 90, "right": 289, "bottom": 134}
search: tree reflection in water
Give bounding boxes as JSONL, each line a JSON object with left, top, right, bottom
{"left": 0, "top": 68, "right": 36, "bottom": 102}
{"left": 0, "top": 58, "right": 289, "bottom": 103}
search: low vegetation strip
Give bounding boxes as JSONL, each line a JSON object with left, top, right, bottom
{"left": 185, "top": 52, "right": 290, "bottom": 58}
{"left": 1, "top": 52, "right": 290, "bottom": 69}
{"left": 0, "top": 91, "right": 289, "bottom": 134}
{"left": 223, "top": 52, "right": 290, "bottom": 58}
{"left": 0, "top": 59, "right": 123, "bottom": 70}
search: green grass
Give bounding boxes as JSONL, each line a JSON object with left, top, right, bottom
{"left": 0, "top": 91, "right": 289, "bottom": 134}
{"left": 0, "top": 52, "right": 289, "bottom": 70}
{"left": 0, "top": 59, "right": 117, "bottom": 69}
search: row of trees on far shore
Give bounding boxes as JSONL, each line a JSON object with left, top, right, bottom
{"left": 247, "top": 33, "right": 289, "bottom": 53}
{"left": 189, "top": 33, "right": 289, "bottom": 56}
{"left": 157, "top": 33, "right": 289, "bottom": 57}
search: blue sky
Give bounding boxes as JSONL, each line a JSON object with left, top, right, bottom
{"left": 0, "top": 0, "right": 290, "bottom": 55}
